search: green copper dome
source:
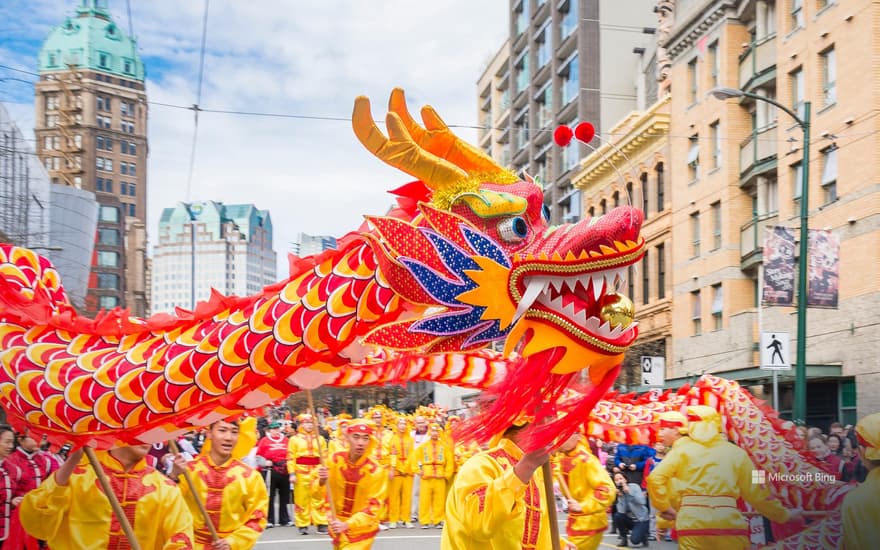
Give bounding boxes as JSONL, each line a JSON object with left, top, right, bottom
{"left": 39, "top": 0, "right": 144, "bottom": 81}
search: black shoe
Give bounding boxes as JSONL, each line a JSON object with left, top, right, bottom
{"left": 299, "top": 527, "right": 309, "bottom": 535}
{"left": 618, "top": 537, "right": 628, "bottom": 547}
{"left": 317, "top": 525, "right": 328, "bottom": 534}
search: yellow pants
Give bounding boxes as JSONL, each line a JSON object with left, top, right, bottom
{"left": 388, "top": 474, "right": 414, "bottom": 524}
{"left": 568, "top": 532, "right": 604, "bottom": 550}
{"left": 418, "top": 477, "right": 446, "bottom": 525}
{"left": 334, "top": 537, "right": 376, "bottom": 550}
{"left": 294, "top": 472, "right": 328, "bottom": 528}
{"left": 678, "top": 535, "right": 750, "bottom": 550}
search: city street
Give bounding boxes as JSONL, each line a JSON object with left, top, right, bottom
{"left": 254, "top": 521, "right": 680, "bottom": 549}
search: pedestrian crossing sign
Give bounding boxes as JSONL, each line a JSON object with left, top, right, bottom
{"left": 760, "top": 331, "right": 791, "bottom": 370}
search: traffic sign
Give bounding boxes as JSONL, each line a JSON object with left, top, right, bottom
{"left": 760, "top": 332, "right": 791, "bottom": 370}
{"left": 640, "top": 356, "right": 665, "bottom": 386}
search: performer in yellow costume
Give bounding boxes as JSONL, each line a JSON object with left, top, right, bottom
{"left": 554, "top": 432, "right": 614, "bottom": 550}
{"left": 385, "top": 415, "right": 416, "bottom": 528}
{"left": 329, "top": 417, "right": 352, "bottom": 456}
{"left": 320, "top": 418, "right": 388, "bottom": 549}
{"left": 19, "top": 445, "right": 194, "bottom": 550}
{"left": 172, "top": 419, "right": 268, "bottom": 549}
{"left": 442, "top": 422, "right": 574, "bottom": 550}
{"left": 288, "top": 413, "right": 329, "bottom": 535}
{"left": 368, "top": 409, "right": 391, "bottom": 528}
{"left": 652, "top": 410, "right": 691, "bottom": 540}
{"left": 647, "top": 405, "right": 800, "bottom": 550}
{"left": 841, "top": 412, "right": 880, "bottom": 550}
{"left": 416, "top": 423, "right": 453, "bottom": 528}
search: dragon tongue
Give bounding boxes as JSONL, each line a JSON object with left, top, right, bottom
{"left": 514, "top": 277, "right": 549, "bottom": 322}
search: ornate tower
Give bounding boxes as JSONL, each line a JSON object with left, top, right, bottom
{"left": 34, "top": 0, "right": 149, "bottom": 316}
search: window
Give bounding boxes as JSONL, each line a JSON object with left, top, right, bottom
{"left": 99, "top": 205, "right": 119, "bottom": 223}
{"left": 657, "top": 244, "right": 666, "bottom": 299}
{"left": 560, "top": 0, "right": 577, "bottom": 39}
{"left": 711, "top": 284, "right": 723, "bottom": 330}
{"left": 640, "top": 172, "right": 649, "bottom": 219}
{"left": 127, "top": 203, "right": 136, "bottom": 217}
{"left": 791, "top": 161, "right": 804, "bottom": 200}
{"left": 791, "top": 67, "right": 805, "bottom": 119}
{"left": 97, "top": 96, "right": 111, "bottom": 112}
{"left": 691, "top": 211, "right": 701, "bottom": 257}
{"left": 642, "top": 249, "right": 650, "bottom": 305}
{"left": 514, "top": 108, "right": 529, "bottom": 151}
{"left": 120, "top": 162, "right": 128, "bottom": 176}
{"left": 710, "top": 121, "right": 721, "bottom": 168}
{"left": 821, "top": 146, "right": 838, "bottom": 204}
{"left": 692, "top": 290, "right": 702, "bottom": 335}
{"left": 97, "top": 251, "right": 119, "bottom": 267}
{"left": 514, "top": 51, "right": 529, "bottom": 95}
{"left": 98, "top": 52, "right": 110, "bottom": 69}
{"left": 791, "top": 0, "right": 804, "bottom": 30}
{"left": 588, "top": 206, "right": 595, "bottom": 218}
{"left": 766, "top": 178, "right": 779, "bottom": 213}
{"left": 563, "top": 120, "right": 580, "bottom": 171}
{"left": 821, "top": 47, "right": 836, "bottom": 107}
{"left": 45, "top": 114, "right": 57, "bottom": 127}
{"left": 711, "top": 201, "right": 721, "bottom": 250}
{"left": 98, "top": 228, "right": 119, "bottom": 245}
{"left": 560, "top": 54, "right": 579, "bottom": 105}
{"left": 687, "top": 58, "right": 698, "bottom": 104}
{"left": 626, "top": 181, "right": 633, "bottom": 205}
{"left": 688, "top": 135, "right": 700, "bottom": 182}
{"left": 123, "top": 58, "right": 134, "bottom": 74}
{"left": 536, "top": 83, "right": 553, "bottom": 128}
{"left": 97, "top": 273, "right": 120, "bottom": 289}
{"left": 514, "top": 0, "right": 529, "bottom": 35}
{"left": 612, "top": 191, "right": 620, "bottom": 208}
{"left": 536, "top": 23, "right": 551, "bottom": 68}
{"left": 99, "top": 295, "right": 119, "bottom": 309}
{"left": 599, "top": 199, "right": 607, "bottom": 215}
{"left": 46, "top": 95, "right": 58, "bottom": 110}
{"left": 97, "top": 115, "right": 112, "bottom": 129}
{"left": 709, "top": 41, "right": 719, "bottom": 88}
{"left": 121, "top": 121, "right": 135, "bottom": 133}
{"left": 47, "top": 52, "right": 58, "bottom": 67}
{"left": 655, "top": 163, "right": 665, "bottom": 212}
{"left": 121, "top": 101, "right": 135, "bottom": 117}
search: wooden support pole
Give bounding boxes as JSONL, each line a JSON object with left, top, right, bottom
{"left": 84, "top": 447, "right": 143, "bottom": 550}
{"left": 541, "top": 461, "right": 562, "bottom": 550}
{"left": 169, "top": 439, "right": 220, "bottom": 542}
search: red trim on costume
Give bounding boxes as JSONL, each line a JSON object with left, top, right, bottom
{"left": 659, "top": 419, "right": 684, "bottom": 429}
{"left": 473, "top": 486, "right": 488, "bottom": 513}
{"left": 566, "top": 524, "right": 606, "bottom": 537}
{"left": 296, "top": 456, "right": 320, "bottom": 466}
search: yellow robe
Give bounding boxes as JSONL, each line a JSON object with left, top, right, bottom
{"left": 177, "top": 454, "right": 268, "bottom": 549}
{"left": 327, "top": 450, "right": 388, "bottom": 549}
{"left": 287, "top": 430, "right": 329, "bottom": 527}
{"left": 19, "top": 451, "right": 194, "bottom": 550}
{"left": 646, "top": 434, "right": 791, "bottom": 550}
{"left": 441, "top": 438, "right": 563, "bottom": 550}
{"left": 841, "top": 467, "right": 880, "bottom": 550}
{"left": 555, "top": 444, "right": 614, "bottom": 550}
{"left": 385, "top": 430, "right": 416, "bottom": 524}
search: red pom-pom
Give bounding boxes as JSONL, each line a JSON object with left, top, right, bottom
{"left": 575, "top": 122, "right": 595, "bottom": 143}
{"left": 554, "top": 125, "right": 573, "bottom": 146}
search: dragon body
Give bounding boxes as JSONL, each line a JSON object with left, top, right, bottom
{"left": 0, "top": 89, "right": 645, "bottom": 447}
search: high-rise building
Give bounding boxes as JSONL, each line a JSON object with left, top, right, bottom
{"left": 33, "top": 0, "right": 148, "bottom": 316}
{"left": 477, "top": 0, "right": 656, "bottom": 224}
{"left": 291, "top": 233, "right": 337, "bottom": 257}
{"left": 655, "top": 0, "right": 879, "bottom": 423}
{"left": 151, "top": 201, "right": 277, "bottom": 315}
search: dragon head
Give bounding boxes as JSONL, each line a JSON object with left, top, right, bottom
{"left": 354, "top": 89, "right": 644, "bottom": 391}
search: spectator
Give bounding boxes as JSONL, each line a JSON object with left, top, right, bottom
{"left": 841, "top": 435, "right": 868, "bottom": 483}
{"left": 256, "top": 421, "right": 292, "bottom": 528}
{"left": 826, "top": 434, "right": 844, "bottom": 457}
{"left": 615, "top": 443, "right": 655, "bottom": 487}
{"left": 612, "top": 472, "right": 650, "bottom": 547}
{"left": 841, "top": 412, "right": 880, "bottom": 549}
{"left": 809, "top": 437, "right": 842, "bottom": 479}
{"left": 829, "top": 422, "right": 845, "bottom": 437}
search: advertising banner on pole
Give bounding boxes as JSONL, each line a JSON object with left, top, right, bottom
{"left": 762, "top": 226, "right": 795, "bottom": 306}
{"left": 807, "top": 229, "right": 839, "bottom": 308}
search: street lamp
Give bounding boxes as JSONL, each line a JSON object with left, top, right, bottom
{"left": 709, "top": 87, "right": 811, "bottom": 424}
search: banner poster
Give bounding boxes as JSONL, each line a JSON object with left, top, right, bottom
{"left": 762, "top": 226, "right": 795, "bottom": 306}
{"left": 807, "top": 229, "right": 840, "bottom": 308}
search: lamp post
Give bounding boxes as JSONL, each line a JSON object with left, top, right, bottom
{"left": 709, "top": 87, "right": 810, "bottom": 424}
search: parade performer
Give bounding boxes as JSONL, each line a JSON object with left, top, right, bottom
{"left": 416, "top": 423, "right": 452, "bottom": 528}
{"left": 320, "top": 418, "right": 387, "bottom": 549}
{"left": 442, "top": 422, "right": 575, "bottom": 549}
{"left": 367, "top": 409, "right": 391, "bottom": 529}
{"left": 841, "top": 412, "right": 880, "bottom": 549}
{"left": 651, "top": 410, "right": 690, "bottom": 542}
{"left": 646, "top": 405, "right": 800, "bottom": 550}
{"left": 385, "top": 415, "right": 416, "bottom": 528}
{"left": 255, "top": 421, "right": 292, "bottom": 527}
{"left": 19, "top": 444, "right": 193, "bottom": 549}
{"left": 554, "top": 432, "right": 614, "bottom": 550}
{"left": 329, "top": 416, "right": 352, "bottom": 456}
{"left": 288, "top": 413, "right": 329, "bottom": 535}
{"left": 172, "top": 419, "right": 267, "bottom": 549}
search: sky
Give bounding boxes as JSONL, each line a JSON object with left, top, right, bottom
{"left": 0, "top": 0, "right": 510, "bottom": 279}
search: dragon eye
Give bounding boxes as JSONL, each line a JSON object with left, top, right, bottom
{"left": 497, "top": 216, "right": 529, "bottom": 243}
{"left": 541, "top": 204, "right": 551, "bottom": 222}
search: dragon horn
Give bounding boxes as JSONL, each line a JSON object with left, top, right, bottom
{"left": 353, "top": 95, "right": 468, "bottom": 191}
{"left": 388, "top": 88, "right": 502, "bottom": 175}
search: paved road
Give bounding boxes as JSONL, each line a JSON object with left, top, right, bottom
{"left": 255, "top": 522, "right": 680, "bottom": 549}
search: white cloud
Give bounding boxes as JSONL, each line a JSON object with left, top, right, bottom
{"left": 1, "top": 0, "right": 509, "bottom": 279}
